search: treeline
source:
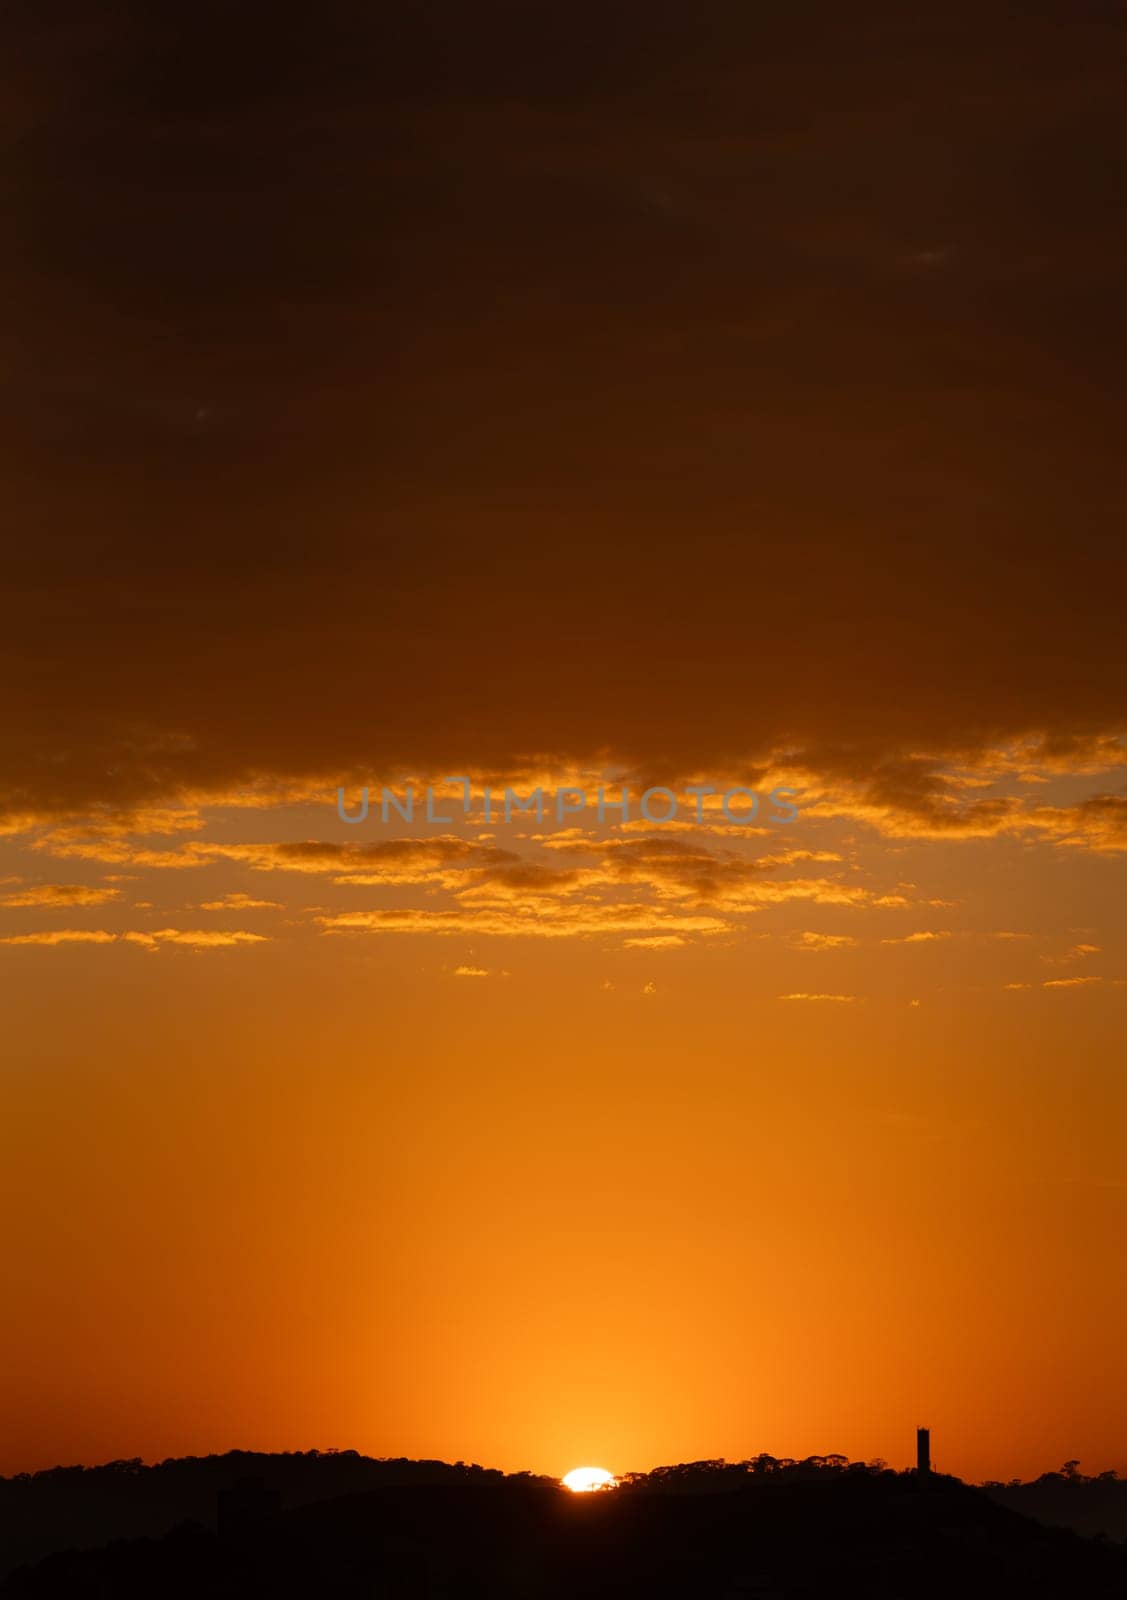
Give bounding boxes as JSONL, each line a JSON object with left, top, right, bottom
{"left": 980, "top": 1461, "right": 1127, "bottom": 1542}
{"left": 0, "top": 1451, "right": 554, "bottom": 1578}
{"left": 5, "top": 1454, "right": 1125, "bottom": 1599}
{"left": 618, "top": 1453, "right": 895, "bottom": 1492}
{"left": 3, "top": 1447, "right": 1124, "bottom": 1578}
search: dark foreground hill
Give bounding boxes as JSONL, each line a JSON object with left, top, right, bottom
{"left": 0, "top": 1454, "right": 519, "bottom": 1581}
{"left": 983, "top": 1472, "right": 1127, "bottom": 1542}
{"left": 4, "top": 1461, "right": 1127, "bottom": 1599}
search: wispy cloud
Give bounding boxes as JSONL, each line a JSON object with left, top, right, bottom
{"left": 778, "top": 992, "right": 857, "bottom": 1003}
{"left": 316, "top": 906, "right": 729, "bottom": 941}
{"left": 0, "top": 927, "right": 270, "bottom": 951}
{"left": 123, "top": 929, "right": 269, "bottom": 950}
{"left": 791, "top": 931, "right": 858, "bottom": 951}
{"left": 198, "top": 892, "right": 283, "bottom": 910}
{"left": 0, "top": 883, "right": 120, "bottom": 908}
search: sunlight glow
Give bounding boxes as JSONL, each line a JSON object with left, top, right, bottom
{"left": 562, "top": 1466, "right": 617, "bottom": 1493}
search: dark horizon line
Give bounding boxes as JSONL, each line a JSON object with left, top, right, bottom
{"left": 3, "top": 1445, "right": 1123, "bottom": 1490}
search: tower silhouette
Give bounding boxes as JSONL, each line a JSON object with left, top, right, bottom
{"left": 917, "top": 1427, "right": 931, "bottom": 1478}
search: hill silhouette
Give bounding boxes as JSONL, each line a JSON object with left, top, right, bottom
{"left": 0, "top": 1453, "right": 529, "bottom": 1580}
{"left": 3, "top": 1452, "right": 1127, "bottom": 1597}
{"left": 981, "top": 1461, "right": 1127, "bottom": 1542}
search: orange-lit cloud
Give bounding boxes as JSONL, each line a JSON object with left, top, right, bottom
{"left": 0, "top": 928, "right": 271, "bottom": 951}
{"left": 777, "top": 992, "right": 857, "bottom": 1003}
{"left": 790, "top": 932, "right": 858, "bottom": 951}
{"left": 122, "top": 929, "right": 269, "bottom": 950}
{"left": 0, "top": 883, "right": 120, "bottom": 907}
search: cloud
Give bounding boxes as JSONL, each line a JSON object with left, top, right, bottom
{"left": 197, "top": 892, "right": 283, "bottom": 910}
{"left": 795, "top": 751, "right": 1127, "bottom": 850}
{"left": 30, "top": 835, "right": 218, "bottom": 869}
{"left": 15, "top": 740, "right": 1127, "bottom": 894}
{"left": 1007, "top": 976, "right": 1105, "bottom": 991}
{"left": 3, "top": 798, "right": 980, "bottom": 956}
{"left": 28, "top": 830, "right": 522, "bottom": 887}
{"left": 1024, "top": 793, "right": 1127, "bottom": 853}
{"left": 289, "top": 822, "right": 925, "bottom": 946}
{"left": 4, "top": 0, "right": 1127, "bottom": 849}
{"left": 505, "top": 834, "right": 885, "bottom": 912}
{"left": 0, "top": 883, "right": 120, "bottom": 907}
{"left": 880, "top": 931, "right": 954, "bottom": 945}
{"left": 316, "top": 905, "right": 730, "bottom": 942}
{"left": 778, "top": 992, "right": 857, "bottom": 1003}
{"left": 0, "top": 926, "right": 271, "bottom": 951}
{"left": 453, "top": 965, "right": 491, "bottom": 977}
{"left": 1042, "top": 941, "right": 1101, "bottom": 965}
{"left": 791, "top": 931, "right": 858, "bottom": 951}
{"left": 122, "top": 929, "right": 268, "bottom": 950}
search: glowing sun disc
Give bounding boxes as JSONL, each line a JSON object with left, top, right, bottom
{"left": 562, "top": 1466, "right": 616, "bottom": 1493}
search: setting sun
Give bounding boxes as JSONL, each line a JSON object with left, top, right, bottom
{"left": 5, "top": 7, "right": 1127, "bottom": 1598}
{"left": 562, "top": 1467, "right": 617, "bottom": 1494}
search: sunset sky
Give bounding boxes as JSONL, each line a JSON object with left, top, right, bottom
{"left": 3, "top": 1, "right": 1126, "bottom": 1486}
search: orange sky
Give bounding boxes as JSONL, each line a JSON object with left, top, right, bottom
{"left": 2, "top": 0, "right": 1126, "bottom": 1487}
{"left": 2, "top": 774, "right": 1125, "bottom": 1483}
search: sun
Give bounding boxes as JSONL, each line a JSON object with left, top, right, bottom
{"left": 562, "top": 1466, "right": 617, "bottom": 1493}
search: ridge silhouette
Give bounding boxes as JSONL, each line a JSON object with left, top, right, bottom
{"left": 3, "top": 1450, "right": 1127, "bottom": 1597}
